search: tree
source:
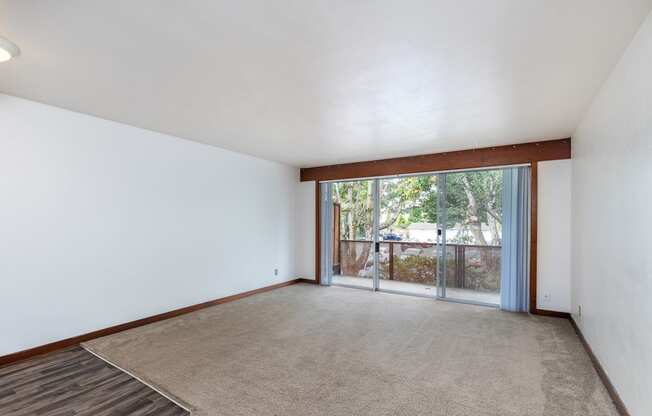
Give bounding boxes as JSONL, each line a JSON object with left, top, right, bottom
{"left": 334, "top": 170, "right": 503, "bottom": 247}
{"left": 379, "top": 176, "right": 433, "bottom": 231}
{"left": 335, "top": 181, "right": 374, "bottom": 273}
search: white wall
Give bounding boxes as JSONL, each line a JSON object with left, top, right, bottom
{"left": 572, "top": 11, "right": 652, "bottom": 416}
{"left": 0, "top": 94, "right": 298, "bottom": 356}
{"left": 293, "top": 168, "right": 574, "bottom": 307}
{"left": 537, "top": 160, "right": 572, "bottom": 313}
{"left": 294, "top": 181, "right": 316, "bottom": 280}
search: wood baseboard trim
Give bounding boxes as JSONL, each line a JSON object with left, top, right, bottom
{"left": 532, "top": 308, "right": 571, "bottom": 319}
{"left": 0, "top": 278, "right": 303, "bottom": 368}
{"left": 569, "top": 317, "right": 630, "bottom": 416}
{"left": 297, "top": 278, "right": 318, "bottom": 284}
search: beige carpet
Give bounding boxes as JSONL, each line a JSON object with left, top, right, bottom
{"left": 83, "top": 284, "right": 618, "bottom": 416}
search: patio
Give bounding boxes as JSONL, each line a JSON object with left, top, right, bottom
{"left": 331, "top": 275, "right": 501, "bottom": 305}
{"left": 334, "top": 240, "right": 502, "bottom": 306}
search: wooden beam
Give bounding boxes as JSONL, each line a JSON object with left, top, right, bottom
{"left": 301, "top": 138, "right": 570, "bottom": 182}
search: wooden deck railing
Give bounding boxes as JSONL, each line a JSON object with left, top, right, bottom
{"left": 339, "top": 240, "right": 501, "bottom": 291}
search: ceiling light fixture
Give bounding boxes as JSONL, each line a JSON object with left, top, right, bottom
{"left": 0, "top": 36, "right": 20, "bottom": 62}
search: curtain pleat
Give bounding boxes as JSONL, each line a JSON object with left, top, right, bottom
{"left": 320, "top": 183, "right": 333, "bottom": 286}
{"left": 500, "top": 167, "right": 530, "bottom": 312}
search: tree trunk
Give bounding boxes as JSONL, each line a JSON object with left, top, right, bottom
{"left": 380, "top": 204, "right": 403, "bottom": 231}
{"left": 354, "top": 242, "right": 372, "bottom": 273}
{"left": 461, "top": 176, "right": 488, "bottom": 246}
{"left": 347, "top": 186, "right": 354, "bottom": 239}
{"left": 365, "top": 181, "right": 373, "bottom": 239}
{"left": 486, "top": 194, "right": 501, "bottom": 245}
{"left": 487, "top": 214, "right": 500, "bottom": 245}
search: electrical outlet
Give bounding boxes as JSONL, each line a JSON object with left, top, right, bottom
{"left": 274, "top": 269, "right": 278, "bottom": 276}
{"left": 578, "top": 305, "right": 582, "bottom": 317}
{"left": 542, "top": 293, "right": 551, "bottom": 303}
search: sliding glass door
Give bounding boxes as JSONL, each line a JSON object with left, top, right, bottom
{"left": 377, "top": 175, "right": 440, "bottom": 297}
{"left": 329, "top": 179, "right": 376, "bottom": 289}
{"left": 438, "top": 170, "right": 503, "bottom": 305}
{"left": 323, "top": 166, "right": 527, "bottom": 308}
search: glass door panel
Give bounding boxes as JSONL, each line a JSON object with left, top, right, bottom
{"left": 331, "top": 180, "right": 376, "bottom": 289}
{"left": 324, "top": 168, "right": 505, "bottom": 307}
{"left": 378, "top": 176, "right": 440, "bottom": 297}
{"left": 439, "top": 170, "right": 503, "bottom": 305}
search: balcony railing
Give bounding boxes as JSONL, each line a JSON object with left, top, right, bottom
{"left": 338, "top": 240, "right": 501, "bottom": 292}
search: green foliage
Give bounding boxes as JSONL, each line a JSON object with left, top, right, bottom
{"left": 333, "top": 170, "right": 504, "bottom": 245}
{"left": 333, "top": 180, "right": 373, "bottom": 240}
{"left": 444, "top": 170, "right": 503, "bottom": 228}
{"left": 393, "top": 254, "right": 436, "bottom": 283}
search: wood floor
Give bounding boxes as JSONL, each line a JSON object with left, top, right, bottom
{"left": 0, "top": 347, "right": 188, "bottom": 416}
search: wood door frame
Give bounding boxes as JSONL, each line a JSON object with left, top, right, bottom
{"left": 310, "top": 138, "right": 571, "bottom": 316}
{"left": 530, "top": 162, "right": 539, "bottom": 314}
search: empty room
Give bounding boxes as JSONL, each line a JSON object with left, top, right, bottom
{"left": 1, "top": 1, "right": 651, "bottom": 415}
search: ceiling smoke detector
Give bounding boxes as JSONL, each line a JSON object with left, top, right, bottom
{"left": 0, "top": 37, "right": 20, "bottom": 62}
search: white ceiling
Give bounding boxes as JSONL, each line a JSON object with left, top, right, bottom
{"left": 1, "top": 1, "right": 651, "bottom": 167}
